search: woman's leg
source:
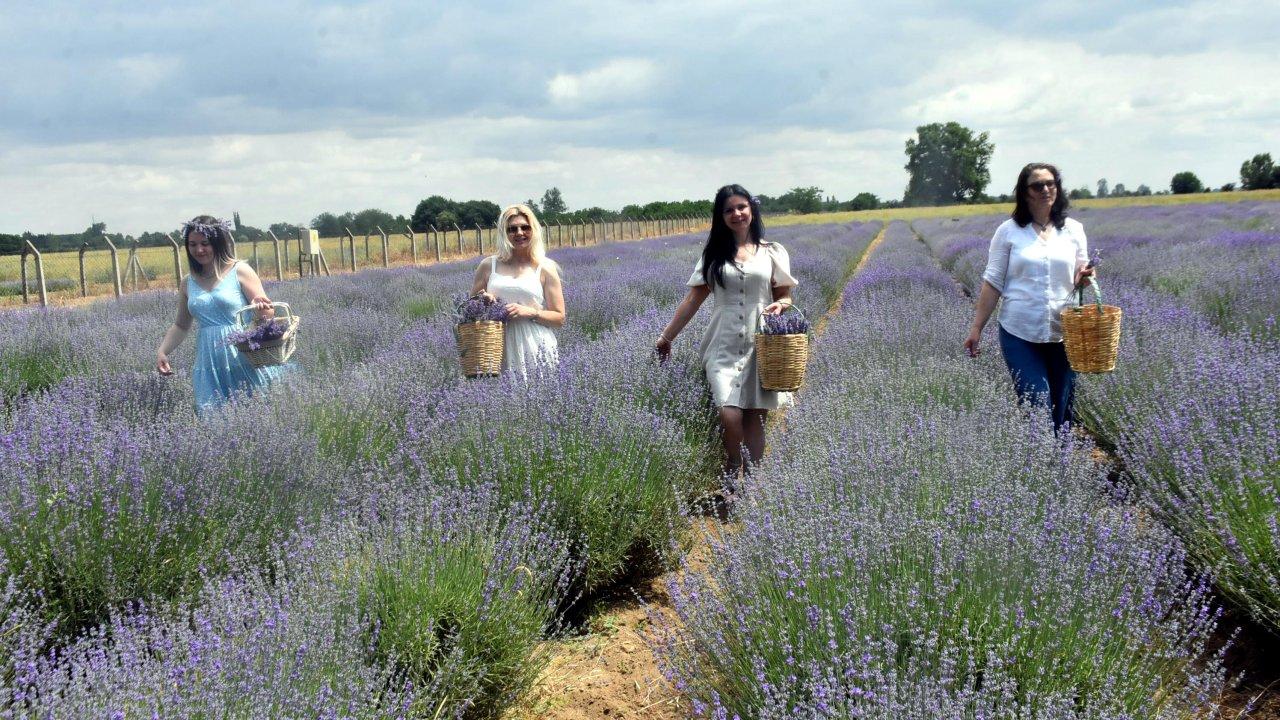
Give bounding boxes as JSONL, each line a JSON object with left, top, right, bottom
{"left": 1043, "top": 342, "right": 1077, "bottom": 431}
{"left": 719, "top": 405, "right": 745, "bottom": 479}
{"left": 742, "top": 409, "right": 768, "bottom": 471}
{"left": 998, "top": 326, "right": 1051, "bottom": 408}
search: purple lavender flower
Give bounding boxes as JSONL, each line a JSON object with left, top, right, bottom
{"left": 452, "top": 293, "right": 511, "bottom": 324}
{"left": 761, "top": 311, "right": 810, "bottom": 336}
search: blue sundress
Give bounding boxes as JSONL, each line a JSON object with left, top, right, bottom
{"left": 187, "top": 262, "right": 288, "bottom": 414}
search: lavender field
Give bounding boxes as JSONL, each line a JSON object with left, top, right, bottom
{"left": 0, "top": 202, "right": 1277, "bottom": 718}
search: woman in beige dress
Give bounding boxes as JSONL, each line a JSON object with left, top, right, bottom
{"left": 656, "top": 184, "right": 796, "bottom": 487}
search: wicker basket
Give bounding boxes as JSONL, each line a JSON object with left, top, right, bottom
{"left": 457, "top": 321, "right": 504, "bottom": 377}
{"left": 755, "top": 308, "right": 810, "bottom": 392}
{"left": 1061, "top": 277, "right": 1122, "bottom": 373}
{"left": 233, "top": 303, "right": 299, "bottom": 368}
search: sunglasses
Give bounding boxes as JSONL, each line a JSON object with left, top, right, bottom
{"left": 1027, "top": 180, "right": 1057, "bottom": 192}
{"left": 506, "top": 224, "right": 532, "bottom": 234}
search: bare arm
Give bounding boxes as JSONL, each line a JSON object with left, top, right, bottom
{"left": 764, "top": 285, "right": 794, "bottom": 315}
{"left": 963, "top": 280, "right": 1001, "bottom": 357}
{"left": 655, "top": 285, "right": 711, "bottom": 359}
{"left": 470, "top": 257, "right": 495, "bottom": 301}
{"left": 156, "top": 283, "right": 194, "bottom": 375}
{"left": 236, "top": 263, "right": 275, "bottom": 320}
{"left": 528, "top": 266, "right": 566, "bottom": 328}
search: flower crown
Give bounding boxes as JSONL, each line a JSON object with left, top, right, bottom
{"left": 181, "top": 218, "right": 235, "bottom": 240}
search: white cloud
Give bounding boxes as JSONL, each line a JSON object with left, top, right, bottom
{"left": 547, "top": 58, "right": 659, "bottom": 106}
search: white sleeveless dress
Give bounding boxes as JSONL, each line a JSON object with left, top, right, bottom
{"left": 486, "top": 256, "right": 559, "bottom": 376}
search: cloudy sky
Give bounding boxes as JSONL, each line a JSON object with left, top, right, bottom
{"left": 2, "top": 0, "right": 1276, "bottom": 234}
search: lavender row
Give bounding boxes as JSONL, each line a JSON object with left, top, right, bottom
{"left": 0, "top": 223, "right": 880, "bottom": 716}
{"left": 660, "top": 221, "right": 1226, "bottom": 718}
{"left": 915, "top": 204, "right": 1280, "bottom": 632}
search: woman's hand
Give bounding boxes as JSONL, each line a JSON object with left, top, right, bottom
{"left": 655, "top": 335, "right": 672, "bottom": 361}
{"left": 250, "top": 295, "right": 275, "bottom": 321}
{"left": 156, "top": 351, "right": 174, "bottom": 376}
{"left": 505, "top": 303, "right": 537, "bottom": 319}
{"left": 763, "top": 301, "right": 790, "bottom": 315}
{"left": 1074, "top": 264, "right": 1096, "bottom": 288}
{"left": 477, "top": 290, "right": 497, "bottom": 303}
{"left": 963, "top": 328, "right": 982, "bottom": 358}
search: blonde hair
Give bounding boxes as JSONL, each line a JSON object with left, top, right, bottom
{"left": 496, "top": 204, "right": 558, "bottom": 270}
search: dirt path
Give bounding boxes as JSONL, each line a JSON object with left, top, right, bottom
{"left": 509, "top": 225, "right": 890, "bottom": 720}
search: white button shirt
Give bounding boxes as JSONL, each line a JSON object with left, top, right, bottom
{"left": 981, "top": 217, "right": 1088, "bottom": 343}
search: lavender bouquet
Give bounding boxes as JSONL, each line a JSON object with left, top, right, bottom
{"left": 760, "top": 308, "right": 810, "bottom": 335}
{"left": 223, "top": 318, "right": 291, "bottom": 350}
{"left": 452, "top": 293, "right": 511, "bottom": 324}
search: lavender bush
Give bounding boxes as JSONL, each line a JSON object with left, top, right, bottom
{"left": 660, "top": 222, "right": 1227, "bottom": 718}
{"left": 916, "top": 204, "right": 1280, "bottom": 632}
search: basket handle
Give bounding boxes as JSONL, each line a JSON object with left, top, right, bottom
{"left": 756, "top": 304, "right": 809, "bottom": 334}
{"left": 235, "top": 302, "right": 292, "bottom": 329}
{"left": 1074, "top": 277, "right": 1104, "bottom": 313}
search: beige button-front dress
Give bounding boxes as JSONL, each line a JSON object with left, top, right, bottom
{"left": 687, "top": 242, "right": 798, "bottom": 409}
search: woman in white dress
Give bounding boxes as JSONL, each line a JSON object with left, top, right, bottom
{"left": 470, "top": 204, "right": 564, "bottom": 377}
{"left": 656, "top": 184, "right": 797, "bottom": 485}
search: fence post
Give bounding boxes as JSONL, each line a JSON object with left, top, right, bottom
{"left": 406, "top": 226, "right": 418, "bottom": 264}
{"left": 453, "top": 224, "right": 463, "bottom": 255}
{"left": 20, "top": 240, "right": 48, "bottom": 307}
{"left": 429, "top": 224, "right": 441, "bottom": 262}
{"left": 344, "top": 228, "right": 358, "bottom": 273}
{"left": 473, "top": 223, "right": 483, "bottom": 256}
{"left": 266, "top": 231, "right": 284, "bottom": 280}
{"left": 102, "top": 235, "right": 122, "bottom": 298}
{"left": 78, "top": 242, "right": 89, "bottom": 297}
{"left": 570, "top": 221, "right": 577, "bottom": 248}
{"left": 126, "top": 238, "right": 140, "bottom": 291}
{"left": 166, "top": 232, "right": 183, "bottom": 286}
{"left": 377, "top": 226, "right": 390, "bottom": 268}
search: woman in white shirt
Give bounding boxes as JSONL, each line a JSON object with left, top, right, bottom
{"left": 963, "top": 163, "right": 1094, "bottom": 431}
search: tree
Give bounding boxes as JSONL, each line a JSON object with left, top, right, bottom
{"left": 352, "top": 208, "right": 397, "bottom": 234}
{"left": 848, "top": 192, "right": 880, "bottom": 211}
{"left": 458, "top": 200, "right": 501, "bottom": 227}
{"left": 1170, "top": 171, "right": 1204, "bottom": 194}
{"left": 540, "top": 188, "right": 567, "bottom": 218}
{"left": 1240, "top": 153, "right": 1276, "bottom": 190}
{"left": 269, "top": 222, "right": 303, "bottom": 239}
{"left": 1219, "top": 183, "right": 1236, "bottom": 192}
{"left": 1135, "top": 184, "right": 1152, "bottom": 196}
{"left": 903, "top": 121, "right": 994, "bottom": 206}
{"left": 1096, "top": 178, "right": 1109, "bottom": 198}
{"left": 1112, "top": 183, "right": 1128, "bottom": 196}
{"left": 1068, "top": 186, "right": 1093, "bottom": 200}
{"left": 777, "top": 186, "right": 824, "bottom": 214}
{"left": 410, "top": 196, "right": 455, "bottom": 232}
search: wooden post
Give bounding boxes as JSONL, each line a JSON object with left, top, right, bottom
{"left": 125, "top": 239, "right": 140, "bottom": 290}
{"left": 570, "top": 221, "right": 577, "bottom": 248}
{"left": 473, "top": 223, "right": 483, "bottom": 256}
{"left": 429, "top": 224, "right": 441, "bottom": 262}
{"left": 453, "top": 223, "right": 463, "bottom": 255}
{"left": 20, "top": 239, "right": 48, "bottom": 307}
{"left": 345, "top": 228, "right": 358, "bottom": 273}
{"left": 377, "top": 225, "right": 390, "bottom": 268}
{"left": 102, "top": 235, "right": 122, "bottom": 298}
{"left": 406, "top": 226, "right": 418, "bottom": 264}
{"left": 166, "top": 233, "right": 183, "bottom": 286}
{"left": 78, "top": 242, "right": 89, "bottom": 297}
{"left": 267, "top": 231, "right": 284, "bottom": 280}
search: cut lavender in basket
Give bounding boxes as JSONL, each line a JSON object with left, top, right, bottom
{"left": 222, "top": 318, "right": 289, "bottom": 350}
{"left": 761, "top": 310, "right": 809, "bottom": 335}
{"left": 452, "top": 293, "right": 511, "bottom": 323}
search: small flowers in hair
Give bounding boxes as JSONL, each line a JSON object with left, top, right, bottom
{"left": 749, "top": 196, "right": 762, "bottom": 208}
{"left": 181, "top": 218, "right": 235, "bottom": 239}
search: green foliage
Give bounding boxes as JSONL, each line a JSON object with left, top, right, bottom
{"left": 1170, "top": 171, "right": 1204, "bottom": 194}
{"left": 1069, "top": 186, "right": 1094, "bottom": 200}
{"left": 1240, "top": 153, "right": 1276, "bottom": 190}
{"left": 356, "top": 528, "right": 561, "bottom": 720}
{"left": 847, "top": 192, "right": 880, "bottom": 211}
{"left": 540, "top": 187, "right": 567, "bottom": 219}
{"left": 0, "top": 346, "right": 73, "bottom": 398}
{"left": 903, "top": 122, "right": 995, "bottom": 206}
{"left": 411, "top": 197, "right": 501, "bottom": 231}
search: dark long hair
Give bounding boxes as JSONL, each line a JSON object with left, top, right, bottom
{"left": 1012, "top": 163, "right": 1070, "bottom": 229}
{"left": 701, "top": 184, "right": 765, "bottom": 288}
{"left": 182, "top": 215, "right": 237, "bottom": 275}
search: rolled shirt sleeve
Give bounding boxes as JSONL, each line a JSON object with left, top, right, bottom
{"left": 981, "top": 223, "right": 1011, "bottom": 293}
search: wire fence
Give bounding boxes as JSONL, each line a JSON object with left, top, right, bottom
{"left": 1, "top": 216, "right": 703, "bottom": 307}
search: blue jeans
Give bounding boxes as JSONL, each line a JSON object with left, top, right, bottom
{"left": 998, "top": 325, "right": 1076, "bottom": 431}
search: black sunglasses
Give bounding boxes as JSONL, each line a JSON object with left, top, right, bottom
{"left": 506, "top": 224, "right": 532, "bottom": 234}
{"left": 1027, "top": 180, "right": 1057, "bottom": 192}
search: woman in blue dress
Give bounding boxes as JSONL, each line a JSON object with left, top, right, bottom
{"left": 155, "top": 215, "right": 287, "bottom": 414}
